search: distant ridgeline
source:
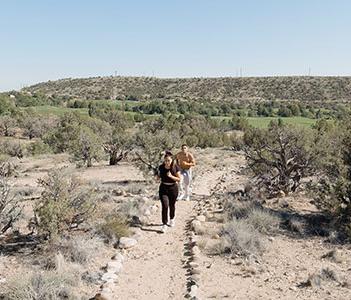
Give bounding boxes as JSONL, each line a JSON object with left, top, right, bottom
{"left": 23, "top": 76, "right": 351, "bottom": 103}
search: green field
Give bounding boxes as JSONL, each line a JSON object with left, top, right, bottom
{"left": 247, "top": 116, "right": 316, "bottom": 128}
{"left": 214, "top": 115, "right": 317, "bottom": 128}
{"left": 21, "top": 105, "right": 89, "bottom": 116}
{"left": 24, "top": 105, "right": 317, "bottom": 128}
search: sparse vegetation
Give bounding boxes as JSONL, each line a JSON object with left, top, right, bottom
{"left": 0, "top": 162, "right": 22, "bottom": 234}
{"left": 1, "top": 253, "right": 81, "bottom": 300}
{"left": 22, "top": 76, "right": 351, "bottom": 103}
{"left": 221, "top": 218, "right": 264, "bottom": 256}
{"left": 98, "top": 215, "right": 130, "bottom": 242}
{"left": 34, "top": 169, "right": 96, "bottom": 239}
{"left": 244, "top": 121, "right": 318, "bottom": 196}
{"left": 246, "top": 208, "right": 280, "bottom": 234}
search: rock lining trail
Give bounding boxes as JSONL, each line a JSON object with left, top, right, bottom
{"left": 109, "top": 167, "right": 227, "bottom": 300}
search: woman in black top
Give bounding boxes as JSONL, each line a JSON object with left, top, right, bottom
{"left": 158, "top": 151, "right": 181, "bottom": 233}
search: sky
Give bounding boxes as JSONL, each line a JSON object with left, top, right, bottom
{"left": 1, "top": 0, "right": 351, "bottom": 91}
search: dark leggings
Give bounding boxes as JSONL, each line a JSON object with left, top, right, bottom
{"left": 159, "top": 183, "right": 179, "bottom": 225}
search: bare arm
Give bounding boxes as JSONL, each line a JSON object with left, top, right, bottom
{"left": 185, "top": 153, "right": 196, "bottom": 167}
{"left": 167, "top": 171, "right": 181, "bottom": 182}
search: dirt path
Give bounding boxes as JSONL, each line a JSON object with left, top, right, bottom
{"left": 111, "top": 166, "right": 227, "bottom": 299}
{"left": 112, "top": 201, "right": 193, "bottom": 300}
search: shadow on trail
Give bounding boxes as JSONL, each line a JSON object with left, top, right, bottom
{"left": 140, "top": 222, "right": 164, "bottom": 234}
{"left": 0, "top": 234, "right": 42, "bottom": 256}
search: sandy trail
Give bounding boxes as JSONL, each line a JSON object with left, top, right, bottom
{"left": 113, "top": 201, "right": 193, "bottom": 300}
{"left": 111, "top": 167, "right": 227, "bottom": 299}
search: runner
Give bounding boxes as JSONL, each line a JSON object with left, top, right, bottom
{"left": 157, "top": 151, "right": 181, "bottom": 233}
{"left": 176, "top": 144, "right": 195, "bottom": 201}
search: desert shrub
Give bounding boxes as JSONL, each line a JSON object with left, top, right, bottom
{"left": 244, "top": 122, "right": 318, "bottom": 195}
{"left": 1, "top": 254, "right": 80, "bottom": 300}
{"left": 221, "top": 218, "right": 263, "bottom": 256}
{"left": 68, "top": 125, "right": 104, "bottom": 167}
{"left": 246, "top": 208, "right": 280, "bottom": 234}
{"left": 134, "top": 119, "right": 179, "bottom": 175}
{"left": 26, "top": 140, "right": 52, "bottom": 156}
{"left": 299, "top": 267, "right": 339, "bottom": 288}
{"left": 98, "top": 215, "right": 130, "bottom": 241}
{"left": 43, "top": 113, "right": 81, "bottom": 153}
{"left": 0, "top": 115, "right": 17, "bottom": 137}
{"left": 0, "top": 95, "right": 15, "bottom": 115}
{"left": 0, "top": 166, "right": 22, "bottom": 234}
{"left": 117, "top": 197, "right": 146, "bottom": 220}
{"left": 103, "top": 128, "right": 132, "bottom": 165}
{"left": 88, "top": 104, "right": 134, "bottom": 129}
{"left": 0, "top": 140, "right": 24, "bottom": 158}
{"left": 310, "top": 118, "right": 351, "bottom": 238}
{"left": 34, "top": 169, "right": 96, "bottom": 239}
{"left": 223, "top": 133, "right": 244, "bottom": 150}
{"left": 229, "top": 116, "right": 249, "bottom": 131}
{"left": 52, "top": 235, "right": 104, "bottom": 265}
{"left": 224, "top": 199, "right": 260, "bottom": 220}
{"left": 18, "top": 112, "right": 52, "bottom": 140}
{"left": 124, "top": 182, "right": 146, "bottom": 195}
{"left": 284, "top": 216, "right": 305, "bottom": 234}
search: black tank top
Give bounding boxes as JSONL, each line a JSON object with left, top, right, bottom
{"left": 158, "top": 163, "right": 180, "bottom": 183}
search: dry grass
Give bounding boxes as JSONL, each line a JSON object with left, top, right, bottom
{"left": 98, "top": 215, "right": 130, "bottom": 242}
{"left": 117, "top": 197, "right": 147, "bottom": 219}
{"left": 299, "top": 267, "right": 339, "bottom": 288}
{"left": 246, "top": 208, "right": 280, "bottom": 234}
{"left": 221, "top": 219, "right": 264, "bottom": 256}
{"left": 285, "top": 216, "right": 305, "bottom": 235}
{"left": 124, "top": 182, "right": 146, "bottom": 195}
{"left": 2, "top": 254, "right": 82, "bottom": 300}
{"left": 224, "top": 199, "right": 259, "bottom": 220}
{"left": 56, "top": 235, "right": 105, "bottom": 265}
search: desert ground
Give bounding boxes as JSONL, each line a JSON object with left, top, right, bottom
{"left": 1, "top": 148, "right": 350, "bottom": 300}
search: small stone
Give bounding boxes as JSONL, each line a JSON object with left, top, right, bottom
{"left": 204, "top": 212, "right": 212, "bottom": 219}
{"left": 111, "top": 252, "right": 124, "bottom": 262}
{"left": 119, "top": 237, "right": 137, "bottom": 249}
{"left": 101, "top": 272, "right": 118, "bottom": 283}
{"left": 191, "top": 220, "right": 201, "bottom": 229}
{"left": 230, "top": 259, "right": 243, "bottom": 266}
{"left": 142, "top": 196, "right": 149, "bottom": 202}
{"left": 144, "top": 209, "right": 151, "bottom": 216}
{"left": 268, "top": 237, "right": 275, "bottom": 242}
{"left": 101, "top": 287, "right": 112, "bottom": 294}
{"left": 99, "top": 292, "right": 114, "bottom": 300}
{"left": 189, "top": 284, "right": 198, "bottom": 298}
{"left": 191, "top": 256, "right": 200, "bottom": 262}
{"left": 190, "top": 268, "right": 201, "bottom": 275}
{"left": 189, "top": 262, "right": 199, "bottom": 268}
{"left": 106, "top": 261, "right": 123, "bottom": 273}
{"left": 191, "top": 274, "right": 201, "bottom": 282}
{"left": 112, "top": 189, "right": 123, "bottom": 196}
{"left": 192, "top": 246, "right": 201, "bottom": 255}
{"left": 196, "top": 215, "right": 206, "bottom": 222}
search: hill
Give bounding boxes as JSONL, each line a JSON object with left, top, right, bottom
{"left": 23, "top": 76, "right": 351, "bottom": 103}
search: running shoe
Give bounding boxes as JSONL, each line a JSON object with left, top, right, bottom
{"left": 161, "top": 225, "right": 168, "bottom": 233}
{"left": 169, "top": 219, "right": 175, "bottom": 227}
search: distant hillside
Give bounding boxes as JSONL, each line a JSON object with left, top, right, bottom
{"left": 23, "top": 76, "right": 351, "bottom": 103}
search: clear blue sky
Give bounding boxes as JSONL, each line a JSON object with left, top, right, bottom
{"left": 1, "top": 0, "right": 351, "bottom": 91}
